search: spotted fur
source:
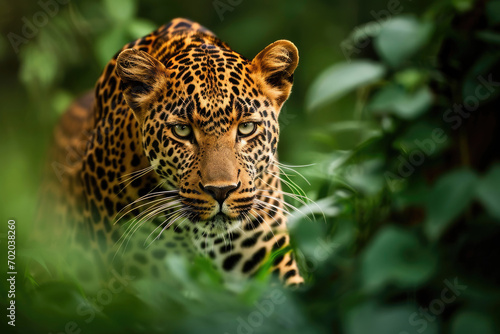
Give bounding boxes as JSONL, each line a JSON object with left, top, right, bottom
{"left": 39, "top": 18, "right": 303, "bottom": 286}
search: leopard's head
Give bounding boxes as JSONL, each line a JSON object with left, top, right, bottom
{"left": 115, "top": 36, "right": 298, "bottom": 233}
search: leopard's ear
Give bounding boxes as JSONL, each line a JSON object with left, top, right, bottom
{"left": 116, "top": 48, "right": 168, "bottom": 124}
{"left": 252, "top": 40, "right": 299, "bottom": 108}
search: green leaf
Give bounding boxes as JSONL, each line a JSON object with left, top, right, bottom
{"left": 306, "top": 60, "right": 385, "bottom": 111}
{"left": 361, "top": 226, "right": 436, "bottom": 291}
{"left": 344, "top": 158, "right": 385, "bottom": 195}
{"left": 95, "top": 28, "right": 129, "bottom": 67}
{"left": 165, "top": 255, "right": 191, "bottom": 283}
{"left": 346, "top": 302, "right": 438, "bottom": 334}
{"left": 288, "top": 196, "right": 339, "bottom": 228}
{"left": 476, "top": 164, "right": 500, "bottom": 220}
{"left": 392, "top": 86, "right": 432, "bottom": 118}
{"left": 369, "top": 85, "right": 433, "bottom": 119}
{"left": 327, "top": 121, "right": 382, "bottom": 145}
{"left": 394, "top": 120, "right": 447, "bottom": 155}
{"left": 21, "top": 248, "right": 53, "bottom": 275}
{"left": 451, "top": 311, "right": 496, "bottom": 334}
{"left": 394, "top": 180, "right": 430, "bottom": 208}
{"left": 462, "top": 52, "right": 500, "bottom": 99}
{"left": 127, "top": 19, "right": 157, "bottom": 39}
{"left": 394, "top": 68, "right": 428, "bottom": 90}
{"left": 452, "top": 0, "right": 474, "bottom": 12}
{"left": 19, "top": 45, "right": 59, "bottom": 90}
{"left": 31, "top": 283, "right": 87, "bottom": 319}
{"left": 104, "top": 0, "right": 137, "bottom": 22}
{"left": 374, "top": 17, "right": 433, "bottom": 68}
{"left": 52, "top": 89, "right": 74, "bottom": 115}
{"left": 476, "top": 30, "right": 500, "bottom": 45}
{"left": 486, "top": 0, "right": 500, "bottom": 26}
{"left": 425, "top": 169, "right": 478, "bottom": 240}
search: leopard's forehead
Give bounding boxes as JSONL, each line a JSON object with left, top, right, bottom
{"left": 164, "top": 43, "right": 251, "bottom": 95}
{"left": 155, "top": 43, "right": 274, "bottom": 136}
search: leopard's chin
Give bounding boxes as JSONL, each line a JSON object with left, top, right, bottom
{"left": 197, "top": 213, "right": 242, "bottom": 234}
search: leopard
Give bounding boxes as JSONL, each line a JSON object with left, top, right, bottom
{"left": 36, "top": 18, "right": 304, "bottom": 288}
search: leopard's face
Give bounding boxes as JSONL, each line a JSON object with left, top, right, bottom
{"left": 116, "top": 38, "right": 298, "bottom": 234}
{"left": 141, "top": 90, "right": 279, "bottom": 232}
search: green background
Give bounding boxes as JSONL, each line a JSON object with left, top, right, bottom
{"left": 1, "top": 0, "right": 500, "bottom": 333}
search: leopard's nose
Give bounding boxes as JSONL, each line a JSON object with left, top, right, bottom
{"left": 200, "top": 182, "right": 240, "bottom": 206}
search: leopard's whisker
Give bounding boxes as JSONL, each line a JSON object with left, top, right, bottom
{"left": 265, "top": 171, "right": 307, "bottom": 199}
{"left": 113, "top": 185, "right": 178, "bottom": 222}
{"left": 118, "top": 165, "right": 155, "bottom": 183}
{"left": 114, "top": 196, "right": 179, "bottom": 225}
{"left": 117, "top": 166, "right": 155, "bottom": 192}
{"left": 241, "top": 212, "right": 252, "bottom": 228}
{"left": 143, "top": 210, "right": 182, "bottom": 247}
{"left": 258, "top": 194, "right": 312, "bottom": 222}
{"left": 115, "top": 198, "right": 181, "bottom": 257}
{"left": 257, "top": 173, "right": 325, "bottom": 222}
{"left": 257, "top": 187, "right": 310, "bottom": 202}
{"left": 272, "top": 160, "right": 316, "bottom": 169}
{"left": 252, "top": 200, "right": 285, "bottom": 227}
{"left": 120, "top": 199, "right": 182, "bottom": 232}
{"left": 262, "top": 167, "right": 306, "bottom": 197}
{"left": 250, "top": 208, "right": 278, "bottom": 244}
{"left": 244, "top": 210, "right": 257, "bottom": 231}
{"left": 257, "top": 186, "right": 326, "bottom": 223}
{"left": 135, "top": 201, "right": 183, "bottom": 229}
{"left": 254, "top": 199, "right": 293, "bottom": 217}
{"left": 272, "top": 163, "right": 311, "bottom": 186}
{"left": 168, "top": 212, "right": 192, "bottom": 239}
{"left": 173, "top": 212, "right": 192, "bottom": 231}
{"left": 145, "top": 209, "right": 189, "bottom": 248}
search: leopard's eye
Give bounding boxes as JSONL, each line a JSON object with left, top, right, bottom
{"left": 238, "top": 122, "right": 256, "bottom": 137}
{"left": 173, "top": 124, "right": 192, "bottom": 139}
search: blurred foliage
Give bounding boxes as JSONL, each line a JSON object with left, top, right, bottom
{"left": 1, "top": 0, "right": 500, "bottom": 333}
